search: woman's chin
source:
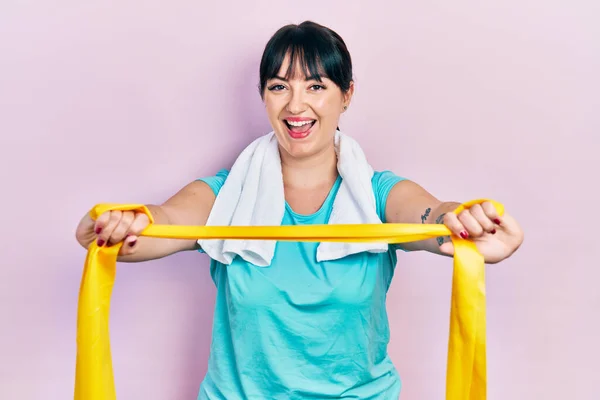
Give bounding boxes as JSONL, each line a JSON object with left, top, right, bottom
{"left": 274, "top": 126, "right": 336, "bottom": 160}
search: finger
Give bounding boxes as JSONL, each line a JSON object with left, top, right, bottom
{"left": 97, "top": 211, "right": 122, "bottom": 246}
{"left": 108, "top": 211, "right": 135, "bottom": 244}
{"left": 443, "top": 212, "right": 469, "bottom": 239}
{"left": 469, "top": 204, "right": 496, "bottom": 234}
{"left": 439, "top": 241, "right": 454, "bottom": 256}
{"left": 457, "top": 209, "right": 484, "bottom": 238}
{"left": 120, "top": 234, "right": 138, "bottom": 255}
{"left": 94, "top": 211, "right": 112, "bottom": 235}
{"left": 481, "top": 201, "right": 502, "bottom": 226}
{"left": 128, "top": 213, "right": 150, "bottom": 236}
{"left": 122, "top": 213, "right": 150, "bottom": 250}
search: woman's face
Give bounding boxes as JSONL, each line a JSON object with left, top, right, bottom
{"left": 263, "top": 55, "right": 353, "bottom": 161}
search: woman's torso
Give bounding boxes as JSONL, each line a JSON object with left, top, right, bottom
{"left": 196, "top": 170, "right": 405, "bottom": 399}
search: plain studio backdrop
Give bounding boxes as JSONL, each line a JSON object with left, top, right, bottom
{"left": 0, "top": 1, "right": 598, "bottom": 399}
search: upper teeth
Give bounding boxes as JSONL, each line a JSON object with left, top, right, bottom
{"left": 287, "top": 120, "right": 313, "bottom": 127}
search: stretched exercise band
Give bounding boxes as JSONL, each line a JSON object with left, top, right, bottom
{"left": 74, "top": 199, "right": 503, "bottom": 400}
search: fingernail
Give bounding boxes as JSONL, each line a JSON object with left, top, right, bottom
{"left": 460, "top": 231, "right": 469, "bottom": 239}
{"left": 128, "top": 240, "right": 137, "bottom": 247}
{"left": 493, "top": 218, "right": 501, "bottom": 225}
{"left": 95, "top": 227, "right": 102, "bottom": 234}
{"left": 491, "top": 229, "right": 496, "bottom": 234}
{"left": 97, "top": 239, "right": 105, "bottom": 246}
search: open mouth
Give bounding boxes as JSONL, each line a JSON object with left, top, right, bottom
{"left": 284, "top": 119, "right": 316, "bottom": 138}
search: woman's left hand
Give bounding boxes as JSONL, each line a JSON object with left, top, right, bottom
{"left": 439, "top": 201, "right": 524, "bottom": 264}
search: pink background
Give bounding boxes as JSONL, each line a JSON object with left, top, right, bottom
{"left": 1, "top": 1, "right": 598, "bottom": 399}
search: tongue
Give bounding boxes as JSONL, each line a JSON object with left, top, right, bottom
{"left": 290, "top": 122, "right": 312, "bottom": 133}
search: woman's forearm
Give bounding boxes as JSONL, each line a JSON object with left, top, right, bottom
{"left": 414, "top": 201, "right": 461, "bottom": 254}
{"left": 115, "top": 204, "right": 199, "bottom": 263}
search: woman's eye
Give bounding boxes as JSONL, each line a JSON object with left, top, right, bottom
{"left": 268, "top": 84, "right": 285, "bottom": 91}
{"left": 310, "top": 85, "right": 325, "bottom": 91}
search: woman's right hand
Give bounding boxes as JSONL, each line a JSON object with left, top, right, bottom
{"left": 75, "top": 210, "right": 150, "bottom": 255}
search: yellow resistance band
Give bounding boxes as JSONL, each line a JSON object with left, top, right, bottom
{"left": 74, "top": 198, "right": 504, "bottom": 400}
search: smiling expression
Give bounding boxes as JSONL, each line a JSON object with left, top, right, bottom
{"left": 262, "top": 54, "right": 354, "bottom": 160}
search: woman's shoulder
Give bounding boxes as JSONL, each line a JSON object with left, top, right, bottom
{"left": 371, "top": 170, "right": 406, "bottom": 220}
{"left": 196, "top": 168, "right": 230, "bottom": 196}
{"left": 371, "top": 170, "right": 405, "bottom": 186}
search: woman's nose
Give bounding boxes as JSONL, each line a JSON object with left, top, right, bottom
{"left": 286, "top": 90, "right": 307, "bottom": 114}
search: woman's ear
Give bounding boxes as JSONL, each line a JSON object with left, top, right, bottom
{"left": 343, "top": 81, "right": 355, "bottom": 110}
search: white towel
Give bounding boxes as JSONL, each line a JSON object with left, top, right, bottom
{"left": 198, "top": 130, "right": 388, "bottom": 266}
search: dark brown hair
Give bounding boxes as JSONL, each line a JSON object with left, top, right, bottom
{"left": 258, "top": 21, "right": 353, "bottom": 98}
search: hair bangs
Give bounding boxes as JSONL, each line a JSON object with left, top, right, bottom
{"left": 259, "top": 21, "right": 353, "bottom": 96}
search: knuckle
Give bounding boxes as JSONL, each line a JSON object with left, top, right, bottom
{"left": 131, "top": 214, "right": 150, "bottom": 233}
{"left": 123, "top": 211, "right": 135, "bottom": 222}
{"left": 457, "top": 210, "right": 470, "bottom": 222}
{"left": 97, "top": 212, "right": 110, "bottom": 224}
{"left": 112, "top": 225, "right": 129, "bottom": 240}
{"left": 470, "top": 204, "right": 483, "bottom": 214}
{"left": 112, "top": 225, "right": 127, "bottom": 238}
{"left": 109, "top": 229, "right": 128, "bottom": 244}
{"left": 135, "top": 212, "right": 148, "bottom": 221}
{"left": 107, "top": 211, "right": 122, "bottom": 225}
{"left": 443, "top": 213, "right": 466, "bottom": 236}
{"left": 482, "top": 201, "right": 497, "bottom": 216}
{"left": 481, "top": 222, "right": 494, "bottom": 232}
{"left": 448, "top": 222, "right": 464, "bottom": 235}
{"left": 442, "top": 213, "right": 454, "bottom": 224}
{"left": 472, "top": 209, "right": 493, "bottom": 229}
{"left": 447, "top": 212, "right": 459, "bottom": 223}
{"left": 442, "top": 214, "right": 457, "bottom": 228}
{"left": 121, "top": 221, "right": 135, "bottom": 235}
{"left": 474, "top": 221, "right": 485, "bottom": 233}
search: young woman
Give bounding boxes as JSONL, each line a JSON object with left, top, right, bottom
{"left": 76, "top": 20, "right": 524, "bottom": 400}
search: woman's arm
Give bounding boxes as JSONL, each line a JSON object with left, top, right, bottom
{"left": 384, "top": 180, "right": 524, "bottom": 263}
{"left": 76, "top": 180, "right": 217, "bottom": 262}
{"left": 384, "top": 180, "right": 458, "bottom": 254}
{"left": 119, "top": 180, "right": 217, "bottom": 262}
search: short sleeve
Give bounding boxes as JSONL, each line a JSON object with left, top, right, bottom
{"left": 371, "top": 170, "right": 406, "bottom": 223}
{"left": 196, "top": 169, "right": 230, "bottom": 196}
{"left": 194, "top": 169, "right": 229, "bottom": 254}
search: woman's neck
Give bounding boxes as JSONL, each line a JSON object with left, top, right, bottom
{"left": 280, "top": 144, "right": 338, "bottom": 189}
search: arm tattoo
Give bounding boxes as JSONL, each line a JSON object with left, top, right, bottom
{"left": 422, "top": 208, "right": 451, "bottom": 246}
{"left": 435, "top": 213, "right": 446, "bottom": 224}
{"left": 420, "top": 207, "right": 431, "bottom": 223}
{"left": 435, "top": 212, "right": 450, "bottom": 246}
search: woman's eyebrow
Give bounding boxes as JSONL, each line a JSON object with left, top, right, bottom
{"left": 271, "top": 75, "right": 324, "bottom": 81}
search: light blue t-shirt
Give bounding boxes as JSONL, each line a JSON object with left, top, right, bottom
{"left": 196, "top": 169, "right": 405, "bottom": 399}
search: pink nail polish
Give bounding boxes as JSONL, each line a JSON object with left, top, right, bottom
{"left": 95, "top": 227, "right": 102, "bottom": 234}
{"left": 97, "top": 239, "right": 105, "bottom": 247}
{"left": 491, "top": 229, "right": 496, "bottom": 234}
{"left": 460, "top": 231, "right": 469, "bottom": 239}
{"left": 493, "top": 218, "right": 501, "bottom": 225}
